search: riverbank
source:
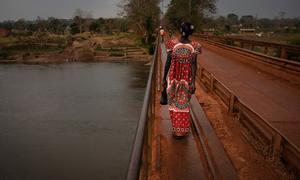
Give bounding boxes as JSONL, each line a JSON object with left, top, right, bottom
{"left": 0, "top": 33, "right": 152, "bottom": 64}
{"left": 0, "top": 56, "right": 151, "bottom": 64}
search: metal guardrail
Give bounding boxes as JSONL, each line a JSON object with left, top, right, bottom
{"left": 200, "top": 35, "right": 300, "bottom": 60}
{"left": 199, "top": 38, "right": 300, "bottom": 86}
{"left": 126, "top": 39, "right": 159, "bottom": 180}
{"left": 196, "top": 66, "right": 300, "bottom": 176}
{"left": 202, "top": 39, "right": 300, "bottom": 69}
{"left": 199, "top": 37, "right": 300, "bottom": 69}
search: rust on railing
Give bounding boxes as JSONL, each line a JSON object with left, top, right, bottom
{"left": 126, "top": 39, "right": 159, "bottom": 180}
{"left": 196, "top": 65, "right": 300, "bottom": 176}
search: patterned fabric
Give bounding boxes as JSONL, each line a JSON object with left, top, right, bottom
{"left": 165, "top": 38, "right": 201, "bottom": 136}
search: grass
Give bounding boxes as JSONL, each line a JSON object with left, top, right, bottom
{"left": 95, "top": 46, "right": 125, "bottom": 52}
{"left": 269, "top": 33, "right": 300, "bottom": 45}
{"left": 288, "top": 39, "right": 300, "bottom": 46}
{"left": 95, "top": 45, "right": 125, "bottom": 57}
{"left": 0, "top": 35, "right": 67, "bottom": 58}
{"left": 109, "top": 52, "right": 124, "bottom": 56}
{"left": 0, "top": 37, "right": 18, "bottom": 45}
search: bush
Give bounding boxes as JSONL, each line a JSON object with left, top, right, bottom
{"left": 0, "top": 51, "right": 9, "bottom": 59}
{"left": 288, "top": 39, "right": 300, "bottom": 46}
{"left": 148, "top": 44, "right": 155, "bottom": 55}
{"left": 109, "top": 52, "right": 124, "bottom": 56}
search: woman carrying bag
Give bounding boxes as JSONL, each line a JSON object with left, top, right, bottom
{"left": 161, "top": 22, "right": 202, "bottom": 138}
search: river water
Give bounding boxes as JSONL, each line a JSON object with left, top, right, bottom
{"left": 0, "top": 61, "right": 149, "bottom": 180}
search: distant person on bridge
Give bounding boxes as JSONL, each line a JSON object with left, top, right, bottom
{"left": 162, "top": 22, "right": 202, "bottom": 138}
{"left": 159, "top": 26, "right": 165, "bottom": 42}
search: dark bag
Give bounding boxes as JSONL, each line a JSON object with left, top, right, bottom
{"left": 160, "top": 87, "right": 168, "bottom": 105}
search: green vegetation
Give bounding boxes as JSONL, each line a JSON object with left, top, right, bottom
{"left": 120, "top": 0, "right": 160, "bottom": 46}
{"left": 0, "top": 51, "right": 9, "bottom": 59}
{"left": 0, "top": 34, "right": 67, "bottom": 53}
{"left": 4, "top": 44, "right": 63, "bottom": 52}
{"left": 271, "top": 33, "right": 300, "bottom": 45}
{"left": 109, "top": 52, "right": 124, "bottom": 57}
{"left": 289, "top": 39, "right": 300, "bottom": 46}
{"left": 0, "top": 1, "right": 298, "bottom": 62}
{"left": 0, "top": 37, "right": 18, "bottom": 45}
{"left": 201, "top": 13, "right": 300, "bottom": 37}
{"left": 120, "top": 0, "right": 160, "bottom": 35}
{"left": 0, "top": 34, "right": 67, "bottom": 60}
{"left": 165, "top": 0, "right": 216, "bottom": 30}
{"left": 95, "top": 47, "right": 123, "bottom": 52}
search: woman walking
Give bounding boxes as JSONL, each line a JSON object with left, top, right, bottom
{"left": 162, "top": 22, "right": 201, "bottom": 138}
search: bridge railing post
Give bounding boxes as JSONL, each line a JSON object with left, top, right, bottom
{"left": 251, "top": 44, "right": 255, "bottom": 51}
{"left": 264, "top": 46, "right": 268, "bottom": 55}
{"left": 271, "top": 133, "right": 282, "bottom": 160}
{"left": 240, "top": 42, "right": 244, "bottom": 48}
{"left": 199, "top": 67, "right": 203, "bottom": 79}
{"left": 280, "top": 48, "right": 287, "bottom": 59}
{"left": 229, "top": 93, "right": 236, "bottom": 114}
{"left": 209, "top": 76, "right": 215, "bottom": 92}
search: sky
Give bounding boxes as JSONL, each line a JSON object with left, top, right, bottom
{"left": 0, "top": 0, "right": 300, "bottom": 21}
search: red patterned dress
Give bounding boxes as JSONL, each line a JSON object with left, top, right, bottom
{"left": 165, "top": 38, "right": 201, "bottom": 137}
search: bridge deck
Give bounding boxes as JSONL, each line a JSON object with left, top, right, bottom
{"left": 199, "top": 41, "right": 300, "bottom": 148}
{"left": 155, "top": 105, "right": 209, "bottom": 179}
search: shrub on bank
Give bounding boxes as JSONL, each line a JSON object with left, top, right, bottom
{"left": 148, "top": 44, "right": 155, "bottom": 55}
{"left": 109, "top": 52, "right": 124, "bottom": 56}
{"left": 0, "top": 51, "right": 9, "bottom": 59}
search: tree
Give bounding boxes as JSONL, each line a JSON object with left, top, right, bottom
{"left": 90, "top": 18, "right": 105, "bottom": 33}
{"left": 14, "top": 19, "right": 26, "bottom": 31}
{"left": 27, "top": 23, "right": 37, "bottom": 32}
{"left": 36, "top": 16, "right": 47, "bottom": 32}
{"left": 121, "top": 0, "right": 160, "bottom": 43}
{"left": 227, "top": 13, "right": 238, "bottom": 25}
{"left": 240, "top": 15, "right": 254, "bottom": 28}
{"left": 47, "top": 17, "right": 66, "bottom": 34}
{"left": 257, "top": 18, "right": 272, "bottom": 31}
{"left": 73, "top": 9, "right": 93, "bottom": 33}
{"left": 0, "top": 20, "right": 14, "bottom": 30}
{"left": 165, "top": 0, "right": 216, "bottom": 30}
{"left": 70, "top": 22, "right": 80, "bottom": 34}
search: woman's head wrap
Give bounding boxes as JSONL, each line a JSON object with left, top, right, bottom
{"left": 180, "top": 22, "right": 194, "bottom": 37}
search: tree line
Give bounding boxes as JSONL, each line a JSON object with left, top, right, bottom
{"left": 0, "top": 9, "right": 129, "bottom": 36}
{"left": 1, "top": 1, "right": 299, "bottom": 38}
{"left": 164, "top": 0, "right": 217, "bottom": 30}
{"left": 163, "top": 1, "right": 300, "bottom": 33}
{"left": 0, "top": 0, "right": 214, "bottom": 38}
{"left": 203, "top": 13, "right": 300, "bottom": 33}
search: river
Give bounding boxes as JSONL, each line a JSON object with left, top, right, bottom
{"left": 0, "top": 61, "right": 149, "bottom": 180}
